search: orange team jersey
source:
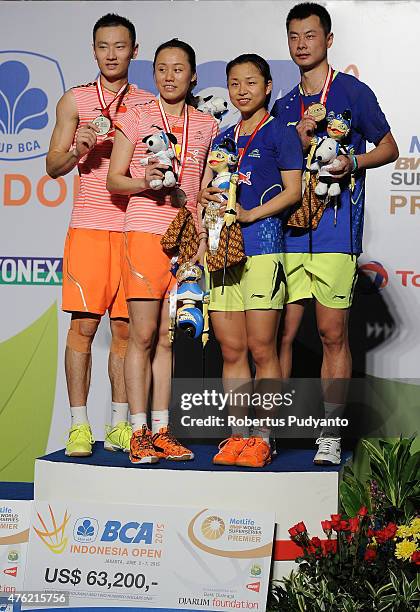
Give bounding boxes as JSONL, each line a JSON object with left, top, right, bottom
{"left": 115, "top": 100, "right": 219, "bottom": 235}
{"left": 70, "top": 83, "right": 155, "bottom": 232}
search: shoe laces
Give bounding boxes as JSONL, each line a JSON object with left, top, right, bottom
{"left": 111, "top": 422, "right": 131, "bottom": 444}
{"left": 70, "top": 424, "right": 94, "bottom": 443}
{"left": 155, "top": 428, "right": 183, "bottom": 449}
{"left": 316, "top": 437, "right": 340, "bottom": 450}
{"left": 218, "top": 436, "right": 244, "bottom": 450}
{"left": 133, "top": 425, "right": 154, "bottom": 450}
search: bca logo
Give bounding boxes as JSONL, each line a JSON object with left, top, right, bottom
{"left": 0, "top": 51, "right": 65, "bottom": 161}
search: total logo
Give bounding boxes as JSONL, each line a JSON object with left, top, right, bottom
{"left": 358, "top": 261, "right": 388, "bottom": 290}
{"left": 359, "top": 261, "right": 420, "bottom": 289}
{"left": 0, "top": 51, "right": 65, "bottom": 161}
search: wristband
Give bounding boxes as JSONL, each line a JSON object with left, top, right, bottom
{"left": 349, "top": 154, "right": 358, "bottom": 174}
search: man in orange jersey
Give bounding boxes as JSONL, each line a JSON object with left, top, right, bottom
{"left": 46, "top": 13, "right": 155, "bottom": 456}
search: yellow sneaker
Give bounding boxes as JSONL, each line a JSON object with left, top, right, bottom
{"left": 104, "top": 421, "right": 132, "bottom": 453}
{"left": 65, "top": 424, "right": 94, "bottom": 457}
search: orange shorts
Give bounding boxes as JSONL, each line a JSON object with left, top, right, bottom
{"left": 122, "top": 231, "right": 176, "bottom": 300}
{"left": 62, "top": 228, "right": 128, "bottom": 319}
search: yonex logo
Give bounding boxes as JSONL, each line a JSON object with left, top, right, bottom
{"left": 0, "top": 257, "right": 62, "bottom": 285}
{"left": 248, "top": 149, "right": 261, "bottom": 158}
{"left": 0, "top": 51, "right": 65, "bottom": 161}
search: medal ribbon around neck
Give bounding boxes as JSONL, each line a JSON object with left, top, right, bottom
{"left": 299, "top": 65, "right": 334, "bottom": 118}
{"left": 157, "top": 98, "right": 189, "bottom": 185}
{"left": 233, "top": 111, "right": 270, "bottom": 170}
{"left": 96, "top": 80, "right": 128, "bottom": 120}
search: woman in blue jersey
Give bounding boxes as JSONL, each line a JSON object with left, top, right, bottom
{"left": 200, "top": 54, "right": 303, "bottom": 468}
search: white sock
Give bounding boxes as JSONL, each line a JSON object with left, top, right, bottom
{"left": 321, "top": 401, "right": 344, "bottom": 438}
{"left": 111, "top": 402, "right": 129, "bottom": 427}
{"left": 130, "top": 412, "right": 148, "bottom": 433}
{"left": 231, "top": 424, "right": 249, "bottom": 438}
{"left": 151, "top": 410, "right": 169, "bottom": 435}
{"left": 70, "top": 406, "right": 89, "bottom": 427}
{"left": 253, "top": 427, "right": 270, "bottom": 445}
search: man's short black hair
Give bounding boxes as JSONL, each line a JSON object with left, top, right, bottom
{"left": 286, "top": 3, "right": 332, "bottom": 36}
{"left": 93, "top": 13, "right": 136, "bottom": 47}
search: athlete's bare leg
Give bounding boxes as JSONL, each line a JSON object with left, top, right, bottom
{"left": 151, "top": 300, "right": 172, "bottom": 411}
{"left": 65, "top": 313, "right": 100, "bottom": 407}
{"left": 125, "top": 300, "right": 160, "bottom": 415}
{"left": 211, "top": 311, "right": 250, "bottom": 380}
{"left": 109, "top": 318, "right": 129, "bottom": 403}
{"left": 246, "top": 309, "right": 282, "bottom": 379}
{"left": 278, "top": 300, "right": 307, "bottom": 378}
{"left": 316, "top": 302, "right": 351, "bottom": 380}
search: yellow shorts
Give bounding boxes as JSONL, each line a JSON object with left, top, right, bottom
{"left": 208, "top": 253, "right": 286, "bottom": 312}
{"left": 62, "top": 228, "right": 128, "bottom": 319}
{"left": 283, "top": 252, "right": 358, "bottom": 309}
{"left": 122, "top": 231, "right": 176, "bottom": 300}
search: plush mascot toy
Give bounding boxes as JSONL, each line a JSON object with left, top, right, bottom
{"left": 204, "top": 136, "right": 239, "bottom": 253}
{"left": 140, "top": 129, "right": 178, "bottom": 189}
{"left": 310, "top": 110, "right": 353, "bottom": 198}
{"left": 197, "top": 95, "right": 229, "bottom": 122}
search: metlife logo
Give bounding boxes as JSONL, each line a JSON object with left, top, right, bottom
{"left": 0, "top": 257, "right": 62, "bottom": 285}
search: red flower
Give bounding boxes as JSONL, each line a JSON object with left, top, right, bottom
{"left": 367, "top": 528, "right": 375, "bottom": 538}
{"left": 348, "top": 517, "right": 360, "bottom": 533}
{"left": 311, "top": 536, "right": 322, "bottom": 548}
{"left": 331, "top": 513, "right": 342, "bottom": 522}
{"left": 340, "top": 520, "right": 350, "bottom": 531}
{"left": 358, "top": 506, "right": 368, "bottom": 517}
{"left": 321, "top": 520, "right": 332, "bottom": 535}
{"left": 322, "top": 539, "right": 338, "bottom": 555}
{"left": 288, "top": 526, "right": 299, "bottom": 538}
{"left": 295, "top": 521, "right": 307, "bottom": 534}
{"left": 411, "top": 551, "right": 420, "bottom": 565}
{"left": 364, "top": 547, "right": 377, "bottom": 562}
{"left": 384, "top": 522, "right": 397, "bottom": 539}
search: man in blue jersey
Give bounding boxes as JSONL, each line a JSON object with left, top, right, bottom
{"left": 272, "top": 2, "right": 398, "bottom": 464}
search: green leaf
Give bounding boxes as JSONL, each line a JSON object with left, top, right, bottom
{"left": 0, "top": 303, "right": 58, "bottom": 481}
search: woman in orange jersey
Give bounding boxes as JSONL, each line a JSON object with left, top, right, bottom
{"left": 107, "top": 39, "right": 218, "bottom": 465}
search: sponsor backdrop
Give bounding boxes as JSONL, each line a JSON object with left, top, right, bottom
{"left": 0, "top": 500, "right": 31, "bottom": 594}
{"left": 25, "top": 501, "right": 274, "bottom": 609}
{"left": 0, "top": 1, "right": 419, "bottom": 479}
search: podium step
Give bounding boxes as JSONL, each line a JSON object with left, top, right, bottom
{"left": 35, "top": 444, "right": 351, "bottom": 580}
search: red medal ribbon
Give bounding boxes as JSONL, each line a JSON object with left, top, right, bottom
{"left": 233, "top": 112, "right": 270, "bottom": 170}
{"left": 96, "top": 80, "right": 128, "bottom": 120}
{"left": 157, "top": 99, "right": 189, "bottom": 185}
{"left": 299, "top": 65, "right": 334, "bottom": 118}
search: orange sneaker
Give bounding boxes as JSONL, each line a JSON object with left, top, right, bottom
{"left": 152, "top": 427, "right": 194, "bottom": 460}
{"left": 235, "top": 437, "right": 271, "bottom": 468}
{"left": 213, "top": 436, "right": 249, "bottom": 466}
{"left": 129, "top": 425, "right": 159, "bottom": 464}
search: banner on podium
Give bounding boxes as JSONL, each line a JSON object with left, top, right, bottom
{"left": 24, "top": 500, "right": 274, "bottom": 609}
{"left": 0, "top": 500, "right": 31, "bottom": 595}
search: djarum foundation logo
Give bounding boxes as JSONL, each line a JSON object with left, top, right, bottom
{"left": 33, "top": 506, "right": 70, "bottom": 554}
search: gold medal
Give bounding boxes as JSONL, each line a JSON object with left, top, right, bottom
{"left": 305, "top": 103, "right": 327, "bottom": 122}
{"left": 92, "top": 114, "right": 111, "bottom": 136}
{"left": 170, "top": 187, "right": 187, "bottom": 208}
